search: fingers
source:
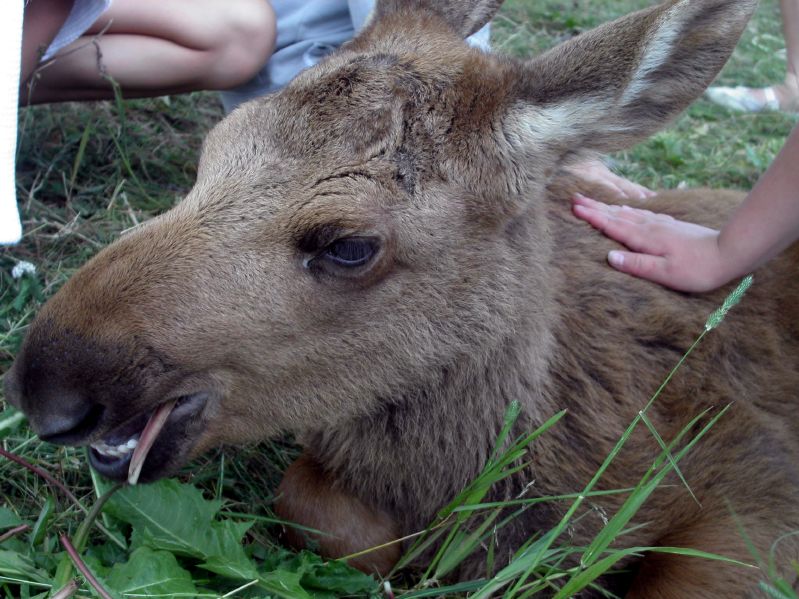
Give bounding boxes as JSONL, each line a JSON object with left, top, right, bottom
{"left": 600, "top": 170, "right": 656, "bottom": 201}
{"left": 573, "top": 194, "right": 672, "bottom": 222}
{"left": 572, "top": 194, "right": 726, "bottom": 293}
{"left": 572, "top": 193, "right": 603, "bottom": 210}
{"left": 607, "top": 250, "right": 668, "bottom": 283}
{"left": 572, "top": 195, "right": 613, "bottom": 229}
{"left": 572, "top": 195, "right": 662, "bottom": 253}
{"left": 607, "top": 250, "right": 714, "bottom": 292}
{"left": 614, "top": 205, "right": 674, "bottom": 225}
{"left": 566, "top": 159, "right": 655, "bottom": 200}
{"left": 592, "top": 211, "right": 652, "bottom": 253}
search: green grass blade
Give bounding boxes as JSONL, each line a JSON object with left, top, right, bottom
{"left": 68, "top": 122, "right": 92, "bottom": 196}
{"left": 452, "top": 487, "right": 636, "bottom": 513}
{"left": 638, "top": 410, "right": 697, "bottom": 504}
{"left": 434, "top": 509, "right": 503, "bottom": 579}
{"left": 398, "top": 578, "right": 487, "bottom": 597}
{"left": 580, "top": 406, "right": 730, "bottom": 570}
{"left": 488, "top": 400, "right": 522, "bottom": 464}
{"left": 553, "top": 549, "right": 642, "bottom": 598}
{"left": 0, "top": 410, "right": 25, "bottom": 436}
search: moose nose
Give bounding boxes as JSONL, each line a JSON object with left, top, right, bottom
{"left": 10, "top": 322, "right": 157, "bottom": 446}
{"left": 3, "top": 362, "right": 23, "bottom": 409}
{"left": 5, "top": 356, "right": 102, "bottom": 444}
{"left": 31, "top": 388, "right": 100, "bottom": 443}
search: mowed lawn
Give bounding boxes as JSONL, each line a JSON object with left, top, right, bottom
{"left": 1, "top": 0, "right": 796, "bottom": 597}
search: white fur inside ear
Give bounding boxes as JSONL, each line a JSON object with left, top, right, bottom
{"left": 509, "top": 101, "right": 589, "bottom": 144}
{"left": 621, "top": 0, "right": 690, "bottom": 106}
{"left": 508, "top": 98, "right": 628, "bottom": 148}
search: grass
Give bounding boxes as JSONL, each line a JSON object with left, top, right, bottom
{"left": 495, "top": 0, "right": 797, "bottom": 189}
{"left": 2, "top": 0, "right": 798, "bottom": 597}
{"left": 2, "top": 278, "right": 787, "bottom": 598}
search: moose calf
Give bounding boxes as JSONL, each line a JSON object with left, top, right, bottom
{"left": 6, "top": 0, "right": 799, "bottom": 595}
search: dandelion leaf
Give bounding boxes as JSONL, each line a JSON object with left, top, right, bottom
{"left": 104, "top": 479, "right": 255, "bottom": 579}
{"left": 104, "top": 547, "right": 197, "bottom": 596}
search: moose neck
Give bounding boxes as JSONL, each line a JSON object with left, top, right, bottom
{"left": 303, "top": 207, "right": 561, "bottom": 532}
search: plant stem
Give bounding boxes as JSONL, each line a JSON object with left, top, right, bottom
{"left": 53, "top": 483, "right": 123, "bottom": 590}
{"left": 0, "top": 524, "right": 30, "bottom": 543}
{"left": 0, "top": 446, "right": 126, "bottom": 549}
{"left": 0, "top": 446, "right": 82, "bottom": 507}
{"left": 60, "top": 535, "right": 114, "bottom": 599}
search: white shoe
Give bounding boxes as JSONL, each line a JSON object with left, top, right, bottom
{"left": 705, "top": 86, "right": 779, "bottom": 112}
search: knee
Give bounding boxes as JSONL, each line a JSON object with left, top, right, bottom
{"left": 275, "top": 453, "right": 402, "bottom": 576}
{"left": 206, "top": 0, "right": 276, "bottom": 89}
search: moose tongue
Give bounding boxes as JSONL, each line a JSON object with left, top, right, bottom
{"left": 127, "top": 399, "right": 177, "bottom": 485}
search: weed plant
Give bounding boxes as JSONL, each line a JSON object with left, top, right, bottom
{"left": 2, "top": 0, "right": 798, "bottom": 597}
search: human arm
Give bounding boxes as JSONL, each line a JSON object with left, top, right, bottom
{"left": 571, "top": 124, "right": 799, "bottom": 292}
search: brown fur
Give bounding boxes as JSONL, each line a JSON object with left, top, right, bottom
{"left": 6, "top": 0, "right": 798, "bottom": 595}
{"left": 275, "top": 452, "right": 401, "bottom": 576}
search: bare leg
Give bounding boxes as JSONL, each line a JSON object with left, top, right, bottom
{"left": 275, "top": 452, "right": 402, "bottom": 577}
{"left": 707, "top": 0, "right": 799, "bottom": 112}
{"left": 20, "top": 0, "right": 74, "bottom": 101}
{"left": 743, "top": 0, "right": 799, "bottom": 110}
{"left": 776, "top": 0, "right": 799, "bottom": 109}
{"left": 25, "top": 0, "right": 276, "bottom": 104}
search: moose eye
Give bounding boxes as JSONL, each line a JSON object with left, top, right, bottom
{"left": 322, "top": 237, "right": 378, "bottom": 267}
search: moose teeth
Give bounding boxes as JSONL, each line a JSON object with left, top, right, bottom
{"left": 91, "top": 437, "right": 139, "bottom": 459}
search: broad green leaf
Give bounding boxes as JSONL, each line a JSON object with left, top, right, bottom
{"left": 300, "top": 558, "right": 377, "bottom": 595}
{"left": 281, "top": 550, "right": 377, "bottom": 595}
{"left": 135, "top": 519, "right": 254, "bottom": 576}
{"left": 104, "top": 547, "right": 197, "bottom": 597}
{"left": 259, "top": 549, "right": 378, "bottom": 598}
{"left": 0, "top": 507, "right": 22, "bottom": 530}
{"left": 201, "top": 553, "right": 258, "bottom": 581}
{"left": 105, "top": 480, "right": 254, "bottom": 579}
{"left": 106, "top": 479, "right": 220, "bottom": 555}
{"left": 0, "top": 549, "right": 50, "bottom": 584}
{"left": 257, "top": 569, "right": 312, "bottom": 599}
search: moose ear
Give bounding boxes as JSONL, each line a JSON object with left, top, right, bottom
{"left": 372, "top": 0, "right": 502, "bottom": 38}
{"left": 512, "top": 0, "right": 758, "bottom": 153}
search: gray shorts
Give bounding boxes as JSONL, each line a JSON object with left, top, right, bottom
{"left": 221, "top": 0, "right": 490, "bottom": 112}
{"left": 42, "top": 0, "right": 112, "bottom": 61}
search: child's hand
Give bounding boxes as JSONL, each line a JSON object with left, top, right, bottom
{"left": 572, "top": 194, "right": 731, "bottom": 292}
{"left": 565, "top": 159, "right": 656, "bottom": 201}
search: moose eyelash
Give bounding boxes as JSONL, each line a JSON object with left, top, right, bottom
{"left": 302, "top": 236, "right": 380, "bottom": 271}
{"left": 296, "top": 224, "right": 347, "bottom": 254}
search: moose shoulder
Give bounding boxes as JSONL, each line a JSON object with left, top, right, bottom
{"left": 6, "top": 0, "right": 798, "bottom": 596}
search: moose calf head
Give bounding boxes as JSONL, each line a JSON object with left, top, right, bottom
{"left": 5, "top": 0, "right": 756, "bottom": 484}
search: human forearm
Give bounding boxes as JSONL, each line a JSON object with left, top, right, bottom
{"left": 716, "top": 124, "right": 799, "bottom": 279}
{"left": 781, "top": 0, "right": 799, "bottom": 79}
{"left": 571, "top": 126, "right": 799, "bottom": 293}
